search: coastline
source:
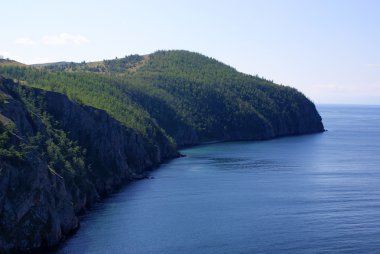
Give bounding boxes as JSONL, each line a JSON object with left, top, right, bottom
{"left": 34, "top": 129, "right": 326, "bottom": 254}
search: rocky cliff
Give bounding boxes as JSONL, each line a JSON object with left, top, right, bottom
{"left": 0, "top": 77, "right": 178, "bottom": 253}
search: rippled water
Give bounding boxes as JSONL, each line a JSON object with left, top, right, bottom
{"left": 55, "top": 105, "right": 380, "bottom": 253}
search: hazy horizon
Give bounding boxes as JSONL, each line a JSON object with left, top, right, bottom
{"left": 1, "top": 0, "right": 379, "bottom": 105}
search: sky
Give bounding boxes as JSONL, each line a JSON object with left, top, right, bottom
{"left": 1, "top": 0, "right": 379, "bottom": 105}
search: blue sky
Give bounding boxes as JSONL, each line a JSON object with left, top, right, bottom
{"left": 1, "top": 0, "right": 379, "bottom": 104}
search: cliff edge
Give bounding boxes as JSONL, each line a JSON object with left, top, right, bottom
{"left": 0, "top": 77, "right": 177, "bottom": 253}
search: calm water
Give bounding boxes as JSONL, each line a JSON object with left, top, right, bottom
{"left": 55, "top": 105, "right": 380, "bottom": 254}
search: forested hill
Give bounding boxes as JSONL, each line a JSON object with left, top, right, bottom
{"left": 0, "top": 50, "right": 324, "bottom": 147}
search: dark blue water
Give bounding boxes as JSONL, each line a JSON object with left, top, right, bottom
{"left": 55, "top": 105, "right": 380, "bottom": 253}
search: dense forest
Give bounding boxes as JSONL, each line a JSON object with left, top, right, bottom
{"left": 0, "top": 50, "right": 324, "bottom": 147}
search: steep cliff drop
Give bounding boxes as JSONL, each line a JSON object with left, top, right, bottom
{"left": 0, "top": 77, "right": 178, "bottom": 253}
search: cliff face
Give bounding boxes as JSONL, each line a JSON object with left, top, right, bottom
{"left": 35, "top": 87, "right": 177, "bottom": 197}
{"left": 0, "top": 77, "right": 178, "bottom": 253}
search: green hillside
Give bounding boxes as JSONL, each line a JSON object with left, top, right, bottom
{"left": 0, "top": 50, "right": 324, "bottom": 146}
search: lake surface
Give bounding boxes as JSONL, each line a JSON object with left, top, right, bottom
{"left": 55, "top": 105, "right": 380, "bottom": 253}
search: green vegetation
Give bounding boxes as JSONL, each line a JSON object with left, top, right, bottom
{"left": 0, "top": 122, "right": 24, "bottom": 160}
{"left": 22, "top": 87, "right": 87, "bottom": 179}
{"left": 0, "top": 84, "right": 88, "bottom": 180}
{"left": 0, "top": 50, "right": 323, "bottom": 146}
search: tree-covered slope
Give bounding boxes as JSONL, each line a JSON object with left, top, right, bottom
{"left": 0, "top": 50, "right": 324, "bottom": 147}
